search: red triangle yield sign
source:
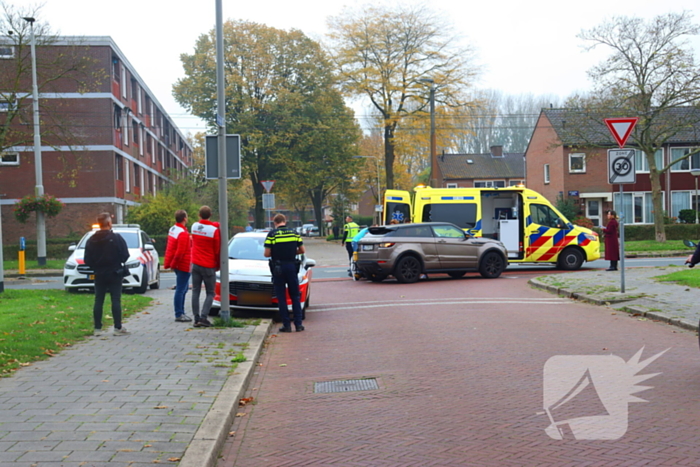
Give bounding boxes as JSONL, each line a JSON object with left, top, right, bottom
{"left": 604, "top": 118, "right": 638, "bottom": 148}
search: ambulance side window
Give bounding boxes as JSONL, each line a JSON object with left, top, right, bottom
{"left": 530, "top": 204, "right": 564, "bottom": 229}
{"left": 422, "top": 203, "right": 477, "bottom": 229}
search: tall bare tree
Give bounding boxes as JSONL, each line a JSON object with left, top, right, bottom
{"left": 326, "top": 3, "right": 478, "bottom": 190}
{"left": 0, "top": 2, "right": 103, "bottom": 174}
{"left": 577, "top": 11, "right": 700, "bottom": 241}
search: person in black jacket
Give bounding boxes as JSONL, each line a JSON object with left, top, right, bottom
{"left": 84, "top": 213, "right": 130, "bottom": 336}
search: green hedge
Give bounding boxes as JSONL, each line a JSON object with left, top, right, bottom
{"left": 3, "top": 237, "right": 82, "bottom": 260}
{"left": 623, "top": 224, "right": 700, "bottom": 241}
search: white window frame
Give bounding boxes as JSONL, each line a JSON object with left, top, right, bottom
{"left": 0, "top": 152, "right": 19, "bottom": 166}
{"left": 0, "top": 101, "right": 11, "bottom": 112}
{"left": 634, "top": 148, "right": 663, "bottom": 173}
{"left": 124, "top": 158, "right": 130, "bottom": 192}
{"left": 670, "top": 147, "right": 700, "bottom": 172}
{"left": 544, "top": 164, "right": 550, "bottom": 184}
{"left": 446, "top": 183, "right": 458, "bottom": 188}
{"left": 569, "top": 153, "right": 586, "bottom": 173}
{"left": 120, "top": 66, "right": 126, "bottom": 99}
{"left": 0, "top": 46, "right": 14, "bottom": 59}
{"left": 474, "top": 180, "right": 506, "bottom": 188}
{"left": 139, "top": 126, "right": 144, "bottom": 156}
{"left": 123, "top": 116, "right": 129, "bottom": 146}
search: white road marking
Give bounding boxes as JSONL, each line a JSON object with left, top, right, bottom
{"left": 309, "top": 297, "right": 570, "bottom": 313}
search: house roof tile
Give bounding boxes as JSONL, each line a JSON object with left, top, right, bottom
{"left": 437, "top": 153, "right": 525, "bottom": 180}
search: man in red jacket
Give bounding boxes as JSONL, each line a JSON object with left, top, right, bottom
{"left": 164, "top": 210, "right": 192, "bottom": 322}
{"left": 191, "top": 206, "right": 221, "bottom": 327}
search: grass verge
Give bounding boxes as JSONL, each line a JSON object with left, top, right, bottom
{"left": 4, "top": 259, "right": 65, "bottom": 270}
{"left": 654, "top": 268, "right": 700, "bottom": 288}
{"left": 0, "top": 290, "right": 152, "bottom": 377}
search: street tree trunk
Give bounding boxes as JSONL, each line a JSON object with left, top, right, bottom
{"left": 384, "top": 122, "right": 396, "bottom": 191}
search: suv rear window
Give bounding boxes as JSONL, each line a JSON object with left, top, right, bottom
{"left": 421, "top": 203, "right": 477, "bottom": 229}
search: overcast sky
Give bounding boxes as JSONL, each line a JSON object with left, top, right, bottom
{"left": 36, "top": 0, "right": 700, "bottom": 136}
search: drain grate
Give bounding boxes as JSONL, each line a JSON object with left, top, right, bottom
{"left": 314, "top": 378, "right": 379, "bottom": 393}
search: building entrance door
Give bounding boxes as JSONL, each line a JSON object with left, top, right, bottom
{"left": 586, "top": 199, "right": 601, "bottom": 227}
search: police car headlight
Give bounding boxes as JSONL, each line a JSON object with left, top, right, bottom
{"left": 64, "top": 261, "right": 77, "bottom": 270}
{"left": 125, "top": 261, "right": 140, "bottom": 269}
{"left": 584, "top": 233, "right": 598, "bottom": 241}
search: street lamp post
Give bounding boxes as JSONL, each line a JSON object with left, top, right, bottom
{"left": 691, "top": 169, "right": 700, "bottom": 224}
{"left": 419, "top": 78, "right": 436, "bottom": 187}
{"left": 23, "top": 16, "right": 46, "bottom": 266}
{"left": 354, "top": 156, "right": 382, "bottom": 225}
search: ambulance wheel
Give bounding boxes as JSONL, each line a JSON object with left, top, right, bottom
{"left": 479, "top": 251, "right": 505, "bottom": 278}
{"left": 557, "top": 248, "right": 584, "bottom": 271}
{"left": 394, "top": 256, "right": 421, "bottom": 283}
{"left": 136, "top": 271, "right": 149, "bottom": 294}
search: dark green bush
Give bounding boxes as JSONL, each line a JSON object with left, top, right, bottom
{"left": 678, "top": 209, "right": 697, "bottom": 224}
{"left": 623, "top": 224, "right": 700, "bottom": 241}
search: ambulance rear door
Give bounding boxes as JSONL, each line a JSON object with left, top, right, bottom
{"left": 384, "top": 190, "right": 412, "bottom": 224}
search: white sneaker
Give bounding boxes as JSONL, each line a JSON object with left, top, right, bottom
{"left": 113, "top": 327, "right": 130, "bottom": 336}
{"left": 94, "top": 329, "right": 105, "bottom": 336}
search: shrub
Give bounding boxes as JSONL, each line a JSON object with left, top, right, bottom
{"left": 678, "top": 209, "right": 697, "bottom": 224}
{"left": 573, "top": 216, "right": 594, "bottom": 230}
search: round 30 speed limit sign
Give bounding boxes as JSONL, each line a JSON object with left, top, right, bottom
{"left": 608, "top": 149, "right": 636, "bottom": 184}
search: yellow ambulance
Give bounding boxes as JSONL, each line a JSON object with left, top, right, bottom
{"left": 383, "top": 186, "right": 600, "bottom": 270}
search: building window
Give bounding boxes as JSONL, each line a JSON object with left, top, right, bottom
{"left": 132, "top": 120, "right": 139, "bottom": 144}
{"left": 120, "top": 67, "right": 127, "bottom": 99}
{"left": 0, "top": 100, "right": 12, "bottom": 112}
{"left": 0, "top": 46, "right": 14, "bottom": 59}
{"left": 614, "top": 192, "right": 660, "bottom": 224}
{"left": 569, "top": 153, "right": 586, "bottom": 173}
{"left": 115, "top": 155, "right": 123, "bottom": 180}
{"left": 446, "top": 183, "right": 458, "bottom": 188}
{"left": 474, "top": 180, "right": 505, "bottom": 188}
{"left": 544, "top": 164, "right": 550, "bottom": 184}
{"left": 0, "top": 152, "right": 19, "bottom": 166}
{"left": 670, "top": 147, "right": 700, "bottom": 172}
{"left": 634, "top": 149, "right": 663, "bottom": 173}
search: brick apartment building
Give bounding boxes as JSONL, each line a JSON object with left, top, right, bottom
{"left": 434, "top": 145, "right": 525, "bottom": 188}
{"left": 0, "top": 36, "right": 192, "bottom": 242}
{"left": 526, "top": 108, "right": 700, "bottom": 227}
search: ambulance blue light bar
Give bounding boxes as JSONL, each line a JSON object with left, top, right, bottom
{"left": 387, "top": 196, "right": 404, "bottom": 201}
{"left": 440, "top": 196, "right": 474, "bottom": 200}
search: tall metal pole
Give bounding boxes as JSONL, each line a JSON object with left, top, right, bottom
{"left": 428, "top": 84, "right": 436, "bottom": 187}
{"left": 25, "top": 17, "right": 46, "bottom": 266}
{"left": 375, "top": 157, "right": 381, "bottom": 225}
{"left": 215, "top": 0, "right": 230, "bottom": 321}
{"left": 695, "top": 176, "right": 698, "bottom": 225}
{"left": 619, "top": 184, "right": 625, "bottom": 293}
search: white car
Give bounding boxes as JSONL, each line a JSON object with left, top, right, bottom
{"left": 63, "top": 224, "right": 160, "bottom": 293}
{"left": 300, "top": 223, "right": 315, "bottom": 236}
{"left": 211, "top": 232, "right": 315, "bottom": 318}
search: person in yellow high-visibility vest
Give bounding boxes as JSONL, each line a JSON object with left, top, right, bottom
{"left": 341, "top": 216, "right": 360, "bottom": 268}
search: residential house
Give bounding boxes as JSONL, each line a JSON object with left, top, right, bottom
{"left": 435, "top": 145, "right": 525, "bottom": 189}
{"left": 0, "top": 36, "right": 192, "bottom": 240}
{"left": 525, "top": 108, "right": 700, "bottom": 227}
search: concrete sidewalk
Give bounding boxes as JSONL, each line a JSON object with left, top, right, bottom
{"left": 530, "top": 264, "right": 700, "bottom": 332}
{"left": 0, "top": 288, "right": 271, "bottom": 467}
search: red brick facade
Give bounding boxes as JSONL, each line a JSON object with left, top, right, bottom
{"left": 0, "top": 37, "right": 192, "bottom": 244}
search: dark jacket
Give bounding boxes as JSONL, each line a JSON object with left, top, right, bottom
{"left": 84, "top": 229, "right": 130, "bottom": 276}
{"left": 602, "top": 218, "right": 620, "bottom": 261}
{"left": 690, "top": 242, "right": 700, "bottom": 266}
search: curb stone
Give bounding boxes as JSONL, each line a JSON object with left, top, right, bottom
{"left": 178, "top": 319, "right": 272, "bottom": 467}
{"left": 529, "top": 277, "right": 699, "bottom": 333}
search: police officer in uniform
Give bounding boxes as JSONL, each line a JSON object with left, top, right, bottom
{"left": 341, "top": 215, "right": 360, "bottom": 264}
{"left": 264, "top": 213, "right": 306, "bottom": 333}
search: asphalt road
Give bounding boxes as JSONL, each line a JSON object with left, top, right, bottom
{"left": 218, "top": 272, "right": 700, "bottom": 466}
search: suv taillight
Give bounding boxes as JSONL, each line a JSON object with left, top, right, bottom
{"left": 378, "top": 242, "right": 395, "bottom": 248}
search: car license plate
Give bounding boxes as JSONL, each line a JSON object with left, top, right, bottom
{"left": 361, "top": 244, "right": 375, "bottom": 251}
{"left": 238, "top": 290, "right": 272, "bottom": 306}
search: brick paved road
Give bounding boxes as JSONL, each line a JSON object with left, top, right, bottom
{"left": 0, "top": 289, "right": 262, "bottom": 467}
{"left": 219, "top": 273, "right": 700, "bottom": 466}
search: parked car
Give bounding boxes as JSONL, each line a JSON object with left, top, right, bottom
{"left": 307, "top": 225, "right": 320, "bottom": 237}
{"left": 210, "top": 232, "right": 315, "bottom": 318}
{"left": 356, "top": 222, "right": 508, "bottom": 283}
{"left": 63, "top": 224, "right": 160, "bottom": 293}
{"left": 300, "top": 223, "right": 315, "bottom": 236}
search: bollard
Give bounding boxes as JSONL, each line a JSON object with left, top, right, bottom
{"left": 18, "top": 236, "right": 25, "bottom": 275}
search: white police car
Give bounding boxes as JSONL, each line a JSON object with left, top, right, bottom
{"left": 63, "top": 224, "right": 160, "bottom": 293}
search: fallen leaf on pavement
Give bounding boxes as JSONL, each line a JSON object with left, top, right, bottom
{"left": 239, "top": 397, "right": 254, "bottom": 406}
{"left": 279, "top": 364, "right": 287, "bottom": 367}
{"left": 154, "top": 406, "right": 168, "bottom": 409}
{"left": 167, "top": 457, "right": 181, "bottom": 462}
{"left": 229, "top": 431, "right": 236, "bottom": 436}
{"left": 235, "top": 412, "right": 247, "bottom": 417}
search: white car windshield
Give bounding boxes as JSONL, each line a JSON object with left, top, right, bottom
{"left": 77, "top": 231, "right": 140, "bottom": 249}
{"left": 228, "top": 236, "right": 266, "bottom": 260}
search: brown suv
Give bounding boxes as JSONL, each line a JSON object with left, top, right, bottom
{"left": 356, "top": 222, "right": 508, "bottom": 283}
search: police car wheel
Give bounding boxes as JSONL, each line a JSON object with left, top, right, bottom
{"left": 135, "top": 270, "right": 149, "bottom": 294}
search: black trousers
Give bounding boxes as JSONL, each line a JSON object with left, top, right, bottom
{"left": 93, "top": 272, "right": 123, "bottom": 330}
